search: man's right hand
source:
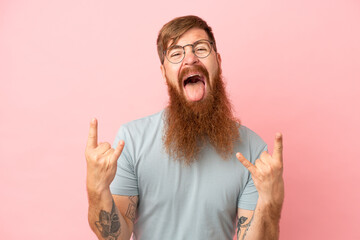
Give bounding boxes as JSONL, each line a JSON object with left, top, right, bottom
{"left": 85, "top": 118, "right": 125, "bottom": 194}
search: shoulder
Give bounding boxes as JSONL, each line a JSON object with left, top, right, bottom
{"left": 112, "top": 110, "right": 165, "bottom": 161}
{"left": 113, "top": 110, "right": 165, "bottom": 149}
{"left": 233, "top": 125, "right": 267, "bottom": 164}
{"left": 118, "top": 110, "right": 165, "bottom": 135}
{"left": 237, "top": 125, "right": 267, "bottom": 156}
{"left": 239, "top": 125, "right": 265, "bottom": 145}
{"left": 123, "top": 110, "right": 164, "bottom": 128}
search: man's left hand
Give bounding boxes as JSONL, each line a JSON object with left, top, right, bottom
{"left": 236, "top": 133, "right": 284, "bottom": 206}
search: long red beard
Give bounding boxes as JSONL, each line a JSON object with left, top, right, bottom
{"left": 163, "top": 66, "right": 240, "bottom": 165}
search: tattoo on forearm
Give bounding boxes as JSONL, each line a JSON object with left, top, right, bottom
{"left": 237, "top": 215, "right": 254, "bottom": 240}
{"left": 237, "top": 216, "right": 247, "bottom": 237}
{"left": 125, "top": 196, "right": 138, "bottom": 223}
{"left": 95, "top": 199, "right": 121, "bottom": 240}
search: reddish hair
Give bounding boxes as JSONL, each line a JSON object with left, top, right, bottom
{"left": 157, "top": 15, "right": 217, "bottom": 64}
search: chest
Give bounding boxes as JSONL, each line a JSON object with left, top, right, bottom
{"left": 134, "top": 144, "right": 249, "bottom": 214}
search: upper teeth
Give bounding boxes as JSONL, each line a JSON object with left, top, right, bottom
{"left": 189, "top": 74, "right": 199, "bottom": 78}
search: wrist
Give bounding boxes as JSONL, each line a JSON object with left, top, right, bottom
{"left": 257, "top": 197, "right": 283, "bottom": 222}
{"left": 87, "top": 185, "right": 112, "bottom": 203}
{"left": 86, "top": 172, "right": 112, "bottom": 194}
{"left": 257, "top": 179, "right": 285, "bottom": 209}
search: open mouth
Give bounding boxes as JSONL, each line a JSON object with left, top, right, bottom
{"left": 179, "top": 66, "right": 209, "bottom": 102}
{"left": 183, "top": 74, "right": 205, "bottom": 87}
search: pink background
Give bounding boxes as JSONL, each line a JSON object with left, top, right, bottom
{"left": 1, "top": 0, "right": 359, "bottom": 239}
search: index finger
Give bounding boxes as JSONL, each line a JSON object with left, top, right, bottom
{"left": 111, "top": 140, "right": 125, "bottom": 164}
{"left": 272, "top": 132, "right": 283, "bottom": 162}
{"left": 236, "top": 152, "right": 258, "bottom": 176}
{"left": 86, "top": 118, "right": 98, "bottom": 149}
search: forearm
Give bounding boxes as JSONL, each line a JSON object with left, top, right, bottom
{"left": 88, "top": 188, "right": 131, "bottom": 240}
{"left": 242, "top": 198, "right": 282, "bottom": 240}
{"left": 237, "top": 133, "right": 284, "bottom": 240}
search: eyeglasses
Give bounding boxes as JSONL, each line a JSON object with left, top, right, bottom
{"left": 164, "top": 39, "right": 214, "bottom": 64}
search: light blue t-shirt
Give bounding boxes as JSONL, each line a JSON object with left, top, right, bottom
{"left": 110, "top": 110, "right": 267, "bottom": 240}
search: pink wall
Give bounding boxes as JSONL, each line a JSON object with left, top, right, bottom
{"left": 1, "top": 0, "right": 359, "bottom": 239}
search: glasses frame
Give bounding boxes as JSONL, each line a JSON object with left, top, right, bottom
{"left": 163, "top": 39, "right": 215, "bottom": 64}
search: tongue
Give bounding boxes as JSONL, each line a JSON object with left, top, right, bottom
{"left": 184, "top": 81, "right": 205, "bottom": 101}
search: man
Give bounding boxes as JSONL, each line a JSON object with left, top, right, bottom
{"left": 86, "top": 15, "right": 284, "bottom": 240}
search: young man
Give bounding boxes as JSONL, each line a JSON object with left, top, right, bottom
{"left": 86, "top": 15, "right": 284, "bottom": 240}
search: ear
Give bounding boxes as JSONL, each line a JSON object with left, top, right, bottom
{"left": 216, "top": 52, "right": 222, "bottom": 65}
{"left": 160, "top": 64, "right": 166, "bottom": 82}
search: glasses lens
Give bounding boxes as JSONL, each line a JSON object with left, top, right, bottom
{"left": 194, "top": 41, "right": 211, "bottom": 58}
{"left": 167, "top": 46, "right": 184, "bottom": 63}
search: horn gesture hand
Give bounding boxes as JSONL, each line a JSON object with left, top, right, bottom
{"left": 237, "top": 133, "right": 284, "bottom": 206}
{"left": 85, "top": 118, "right": 125, "bottom": 194}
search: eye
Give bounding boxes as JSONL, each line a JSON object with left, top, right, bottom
{"left": 170, "top": 52, "right": 181, "bottom": 57}
{"left": 168, "top": 49, "right": 183, "bottom": 58}
{"left": 195, "top": 43, "right": 210, "bottom": 52}
{"left": 196, "top": 47, "right": 207, "bottom": 52}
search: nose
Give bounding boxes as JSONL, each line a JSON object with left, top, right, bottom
{"left": 183, "top": 46, "right": 199, "bottom": 65}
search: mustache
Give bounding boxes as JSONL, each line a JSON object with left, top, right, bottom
{"left": 178, "top": 65, "right": 210, "bottom": 86}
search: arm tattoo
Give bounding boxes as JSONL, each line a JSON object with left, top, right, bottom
{"left": 95, "top": 199, "right": 121, "bottom": 240}
{"left": 237, "top": 215, "right": 254, "bottom": 240}
{"left": 125, "top": 196, "right": 138, "bottom": 223}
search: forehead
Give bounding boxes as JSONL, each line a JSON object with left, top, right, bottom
{"left": 169, "top": 28, "right": 209, "bottom": 47}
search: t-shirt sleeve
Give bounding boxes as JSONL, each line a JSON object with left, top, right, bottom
{"left": 109, "top": 125, "right": 139, "bottom": 196}
{"left": 237, "top": 138, "right": 267, "bottom": 210}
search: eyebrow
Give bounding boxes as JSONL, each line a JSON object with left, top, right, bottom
{"left": 168, "top": 39, "right": 209, "bottom": 48}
